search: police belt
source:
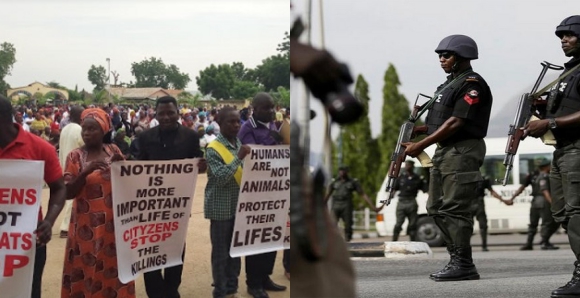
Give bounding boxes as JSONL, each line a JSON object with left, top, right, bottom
{"left": 555, "top": 138, "right": 580, "bottom": 149}
{"left": 398, "top": 196, "right": 417, "bottom": 202}
{"left": 436, "top": 137, "right": 480, "bottom": 148}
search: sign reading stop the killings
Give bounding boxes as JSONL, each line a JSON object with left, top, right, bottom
{"left": 111, "top": 159, "right": 199, "bottom": 283}
{"left": 0, "top": 160, "right": 43, "bottom": 298}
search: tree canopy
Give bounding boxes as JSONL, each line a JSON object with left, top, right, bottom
{"left": 0, "top": 42, "right": 16, "bottom": 96}
{"left": 333, "top": 75, "right": 380, "bottom": 209}
{"left": 87, "top": 65, "right": 107, "bottom": 92}
{"left": 131, "top": 57, "right": 191, "bottom": 90}
{"left": 196, "top": 32, "right": 289, "bottom": 99}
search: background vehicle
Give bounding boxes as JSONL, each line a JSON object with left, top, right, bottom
{"left": 375, "top": 137, "right": 554, "bottom": 246}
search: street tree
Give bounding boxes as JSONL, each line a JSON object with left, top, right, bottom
{"left": 335, "top": 74, "right": 380, "bottom": 209}
{"left": 131, "top": 57, "right": 190, "bottom": 89}
{"left": 87, "top": 65, "right": 107, "bottom": 92}
{"left": 377, "top": 64, "right": 411, "bottom": 189}
{"left": 0, "top": 42, "right": 17, "bottom": 96}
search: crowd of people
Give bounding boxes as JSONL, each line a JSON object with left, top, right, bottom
{"left": 1, "top": 93, "right": 290, "bottom": 298}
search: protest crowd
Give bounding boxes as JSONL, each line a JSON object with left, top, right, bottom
{"left": 0, "top": 93, "right": 290, "bottom": 298}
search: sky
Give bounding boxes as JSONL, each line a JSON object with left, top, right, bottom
{"left": 292, "top": 0, "right": 579, "bottom": 154}
{"left": 2, "top": 0, "right": 289, "bottom": 92}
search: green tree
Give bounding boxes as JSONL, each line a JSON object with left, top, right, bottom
{"left": 270, "top": 86, "right": 290, "bottom": 108}
{"left": 334, "top": 74, "right": 380, "bottom": 209}
{"left": 277, "top": 31, "right": 290, "bottom": 58}
{"left": 253, "top": 54, "right": 289, "bottom": 91}
{"left": 92, "top": 89, "right": 109, "bottom": 104}
{"left": 131, "top": 57, "right": 191, "bottom": 89}
{"left": 232, "top": 80, "right": 263, "bottom": 99}
{"left": 377, "top": 64, "right": 412, "bottom": 188}
{"left": 87, "top": 65, "right": 107, "bottom": 92}
{"left": 46, "top": 81, "right": 65, "bottom": 89}
{"left": 196, "top": 64, "right": 236, "bottom": 99}
{"left": 67, "top": 84, "right": 81, "bottom": 102}
{"left": 0, "top": 42, "right": 16, "bottom": 96}
{"left": 177, "top": 91, "right": 201, "bottom": 107}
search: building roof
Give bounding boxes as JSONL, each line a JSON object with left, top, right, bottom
{"left": 107, "top": 87, "right": 183, "bottom": 100}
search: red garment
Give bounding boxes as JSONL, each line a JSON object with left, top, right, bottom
{"left": 62, "top": 144, "right": 135, "bottom": 298}
{"left": 51, "top": 121, "right": 61, "bottom": 134}
{"left": 0, "top": 124, "right": 62, "bottom": 220}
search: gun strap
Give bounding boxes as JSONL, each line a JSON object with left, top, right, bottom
{"left": 414, "top": 70, "right": 474, "bottom": 121}
{"left": 532, "top": 63, "right": 580, "bottom": 97}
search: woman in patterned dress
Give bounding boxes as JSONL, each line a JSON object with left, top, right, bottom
{"left": 61, "top": 108, "right": 135, "bottom": 298}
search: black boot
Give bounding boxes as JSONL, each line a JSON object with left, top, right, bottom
{"left": 392, "top": 232, "right": 400, "bottom": 242}
{"left": 541, "top": 238, "right": 560, "bottom": 250}
{"left": 431, "top": 246, "right": 480, "bottom": 281}
{"left": 429, "top": 245, "right": 455, "bottom": 279}
{"left": 481, "top": 229, "right": 488, "bottom": 252}
{"left": 552, "top": 261, "right": 580, "bottom": 298}
{"left": 520, "top": 233, "right": 535, "bottom": 250}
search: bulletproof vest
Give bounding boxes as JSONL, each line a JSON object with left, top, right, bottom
{"left": 332, "top": 178, "right": 358, "bottom": 203}
{"left": 397, "top": 172, "right": 422, "bottom": 198}
{"left": 425, "top": 71, "right": 492, "bottom": 142}
{"left": 531, "top": 172, "right": 549, "bottom": 197}
{"left": 546, "top": 62, "right": 580, "bottom": 143}
{"left": 475, "top": 178, "right": 488, "bottom": 197}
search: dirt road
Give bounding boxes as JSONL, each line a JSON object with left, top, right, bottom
{"left": 41, "top": 174, "right": 290, "bottom": 297}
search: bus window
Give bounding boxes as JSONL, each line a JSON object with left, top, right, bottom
{"left": 519, "top": 153, "right": 552, "bottom": 182}
{"left": 481, "top": 155, "right": 510, "bottom": 185}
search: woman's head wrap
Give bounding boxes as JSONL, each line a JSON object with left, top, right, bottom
{"left": 81, "top": 108, "right": 111, "bottom": 133}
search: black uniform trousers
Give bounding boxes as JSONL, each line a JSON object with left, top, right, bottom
{"left": 550, "top": 140, "right": 580, "bottom": 260}
{"left": 473, "top": 197, "right": 488, "bottom": 231}
{"left": 394, "top": 199, "right": 418, "bottom": 240}
{"left": 332, "top": 203, "right": 353, "bottom": 241}
{"left": 143, "top": 246, "right": 186, "bottom": 298}
{"left": 528, "top": 200, "right": 559, "bottom": 240}
{"left": 427, "top": 139, "right": 485, "bottom": 247}
{"left": 246, "top": 252, "right": 277, "bottom": 288}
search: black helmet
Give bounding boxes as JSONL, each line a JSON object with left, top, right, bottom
{"left": 435, "top": 35, "right": 478, "bottom": 60}
{"left": 556, "top": 15, "right": 580, "bottom": 38}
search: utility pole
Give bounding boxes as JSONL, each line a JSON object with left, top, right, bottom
{"left": 106, "top": 58, "right": 111, "bottom": 102}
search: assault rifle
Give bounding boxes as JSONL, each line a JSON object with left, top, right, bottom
{"left": 502, "top": 61, "right": 563, "bottom": 185}
{"left": 382, "top": 93, "right": 433, "bottom": 206}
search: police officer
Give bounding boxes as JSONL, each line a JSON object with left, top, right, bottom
{"left": 403, "top": 34, "right": 492, "bottom": 282}
{"left": 392, "top": 160, "right": 426, "bottom": 241}
{"left": 525, "top": 16, "right": 580, "bottom": 297}
{"left": 324, "top": 166, "right": 377, "bottom": 242}
{"left": 473, "top": 176, "right": 508, "bottom": 251}
{"left": 509, "top": 158, "right": 560, "bottom": 251}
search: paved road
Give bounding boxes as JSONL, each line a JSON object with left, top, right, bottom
{"left": 353, "top": 235, "right": 575, "bottom": 298}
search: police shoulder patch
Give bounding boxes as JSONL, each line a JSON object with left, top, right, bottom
{"left": 466, "top": 76, "right": 479, "bottom": 82}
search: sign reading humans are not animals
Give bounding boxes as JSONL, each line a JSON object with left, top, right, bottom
{"left": 230, "top": 145, "right": 290, "bottom": 257}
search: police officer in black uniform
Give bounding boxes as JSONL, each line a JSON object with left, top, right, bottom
{"left": 392, "top": 160, "right": 426, "bottom": 241}
{"left": 403, "top": 34, "right": 492, "bottom": 282}
{"left": 324, "top": 166, "right": 377, "bottom": 242}
{"left": 509, "top": 158, "right": 560, "bottom": 251}
{"left": 524, "top": 15, "right": 580, "bottom": 297}
{"left": 473, "top": 176, "right": 507, "bottom": 251}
